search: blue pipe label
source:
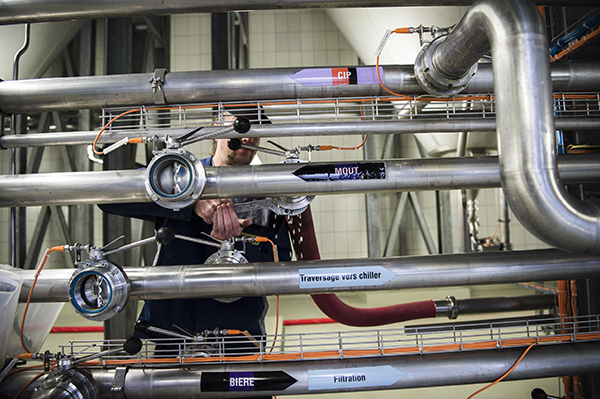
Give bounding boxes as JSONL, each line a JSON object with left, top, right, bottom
{"left": 294, "top": 162, "right": 386, "bottom": 182}
{"left": 299, "top": 266, "right": 396, "bottom": 289}
{"left": 308, "top": 366, "right": 405, "bottom": 390}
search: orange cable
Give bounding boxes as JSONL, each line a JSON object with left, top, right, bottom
{"left": 466, "top": 342, "right": 537, "bottom": 399}
{"left": 20, "top": 245, "right": 66, "bottom": 353}
{"left": 552, "top": 27, "right": 600, "bottom": 62}
{"left": 70, "top": 332, "right": 600, "bottom": 367}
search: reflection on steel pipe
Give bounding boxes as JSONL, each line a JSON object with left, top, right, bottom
{"left": 3, "top": 118, "right": 600, "bottom": 149}
{"left": 15, "top": 249, "right": 600, "bottom": 303}
{"left": 417, "top": 0, "right": 600, "bottom": 253}
{"left": 0, "top": 169, "right": 148, "bottom": 207}
{"left": 0, "top": 154, "right": 598, "bottom": 207}
{"left": 1, "top": 63, "right": 600, "bottom": 114}
{"left": 2, "top": 342, "right": 599, "bottom": 398}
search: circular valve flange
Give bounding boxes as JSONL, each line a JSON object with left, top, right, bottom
{"left": 68, "top": 261, "right": 130, "bottom": 322}
{"left": 145, "top": 149, "right": 206, "bottom": 210}
{"left": 414, "top": 36, "right": 478, "bottom": 97}
{"left": 205, "top": 250, "right": 249, "bottom": 264}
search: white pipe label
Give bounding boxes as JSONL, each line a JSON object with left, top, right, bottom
{"left": 308, "top": 366, "right": 405, "bottom": 390}
{"left": 299, "top": 266, "right": 396, "bottom": 289}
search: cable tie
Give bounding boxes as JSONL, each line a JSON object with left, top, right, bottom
{"left": 375, "top": 29, "right": 392, "bottom": 57}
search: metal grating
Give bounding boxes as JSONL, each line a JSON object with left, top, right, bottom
{"left": 60, "top": 314, "right": 600, "bottom": 367}
{"left": 99, "top": 93, "right": 600, "bottom": 135}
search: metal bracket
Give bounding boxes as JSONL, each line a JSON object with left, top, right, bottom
{"left": 111, "top": 367, "right": 128, "bottom": 399}
{"left": 149, "top": 68, "right": 168, "bottom": 105}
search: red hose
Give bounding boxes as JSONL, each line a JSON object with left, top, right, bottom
{"left": 287, "top": 206, "right": 437, "bottom": 327}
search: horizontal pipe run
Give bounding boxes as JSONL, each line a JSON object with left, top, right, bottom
{"left": 0, "top": 169, "right": 149, "bottom": 207}
{"left": 2, "top": 342, "right": 600, "bottom": 398}
{"left": 15, "top": 249, "right": 600, "bottom": 303}
{"left": 2, "top": 117, "right": 600, "bottom": 149}
{"left": 1, "top": 63, "right": 599, "bottom": 114}
{"left": 0, "top": 154, "right": 598, "bottom": 207}
{"left": 2, "top": 0, "right": 598, "bottom": 25}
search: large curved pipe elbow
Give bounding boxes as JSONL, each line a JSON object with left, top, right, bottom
{"left": 419, "top": 0, "right": 600, "bottom": 253}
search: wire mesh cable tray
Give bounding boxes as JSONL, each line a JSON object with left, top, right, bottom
{"left": 60, "top": 314, "right": 600, "bottom": 367}
{"left": 99, "top": 92, "right": 600, "bottom": 135}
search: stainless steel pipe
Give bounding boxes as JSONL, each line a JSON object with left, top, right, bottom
{"left": 419, "top": 0, "right": 600, "bottom": 253}
{"left": 2, "top": 117, "right": 600, "bottom": 149}
{"left": 0, "top": 169, "right": 149, "bottom": 207}
{"left": 1, "top": 0, "right": 598, "bottom": 25}
{"left": 0, "top": 154, "right": 599, "bottom": 207}
{"left": 15, "top": 249, "right": 600, "bottom": 303}
{"left": 2, "top": 342, "right": 599, "bottom": 398}
{"left": 1, "top": 63, "right": 600, "bottom": 114}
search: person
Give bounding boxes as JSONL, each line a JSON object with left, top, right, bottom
{"left": 99, "top": 106, "right": 292, "bottom": 359}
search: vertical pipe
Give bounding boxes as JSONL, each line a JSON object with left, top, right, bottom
{"left": 10, "top": 23, "right": 30, "bottom": 268}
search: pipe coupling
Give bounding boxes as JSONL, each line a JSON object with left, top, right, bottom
{"left": 434, "top": 295, "right": 458, "bottom": 319}
{"left": 145, "top": 149, "right": 206, "bottom": 210}
{"left": 414, "top": 36, "right": 478, "bottom": 97}
{"left": 68, "top": 261, "right": 130, "bottom": 322}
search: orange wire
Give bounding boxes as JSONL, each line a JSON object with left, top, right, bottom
{"left": 552, "top": 27, "right": 600, "bottom": 62}
{"left": 20, "top": 246, "right": 65, "bottom": 353}
{"left": 67, "top": 332, "right": 600, "bottom": 367}
{"left": 466, "top": 342, "right": 536, "bottom": 399}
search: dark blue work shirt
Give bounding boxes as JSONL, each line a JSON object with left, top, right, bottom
{"left": 99, "top": 156, "right": 292, "bottom": 342}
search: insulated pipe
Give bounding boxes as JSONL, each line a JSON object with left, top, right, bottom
{"left": 0, "top": 154, "right": 599, "bottom": 207}
{"left": 3, "top": 117, "right": 600, "bottom": 148}
{"left": 288, "top": 207, "right": 437, "bottom": 327}
{"left": 15, "top": 249, "right": 600, "bottom": 303}
{"left": 1, "top": 63, "right": 600, "bottom": 114}
{"left": 2, "top": 342, "right": 600, "bottom": 398}
{"left": 418, "top": 0, "right": 600, "bottom": 253}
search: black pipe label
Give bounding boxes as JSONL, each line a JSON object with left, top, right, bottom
{"left": 294, "top": 162, "right": 386, "bottom": 182}
{"left": 201, "top": 371, "right": 297, "bottom": 392}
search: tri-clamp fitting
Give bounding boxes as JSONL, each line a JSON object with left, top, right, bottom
{"left": 414, "top": 36, "right": 478, "bottom": 97}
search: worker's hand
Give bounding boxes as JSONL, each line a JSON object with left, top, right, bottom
{"left": 194, "top": 199, "right": 252, "bottom": 240}
{"left": 194, "top": 198, "right": 229, "bottom": 224}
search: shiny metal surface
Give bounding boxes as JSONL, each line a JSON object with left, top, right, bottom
{"left": 144, "top": 149, "right": 206, "bottom": 210}
{"left": 1, "top": 63, "right": 600, "bottom": 114}
{"left": 15, "top": 249, "right": 600, "bottom": 302}
{"left": 0, "top": 154, "right": 598, "bottom": 207}
{"left": 2, "top": 0, "right": 597, "bottom": 25}
{"left": 0, "top": 169, "right": 149, "bottom": 207}
{"left": 2, "top": 342, "right": 600, "bottom": 398}
{"left": 3, "top": 117, "right": 600, "bottom": 148}
{"left": 423, "top": 0, "right": 600, "bottom": 253}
